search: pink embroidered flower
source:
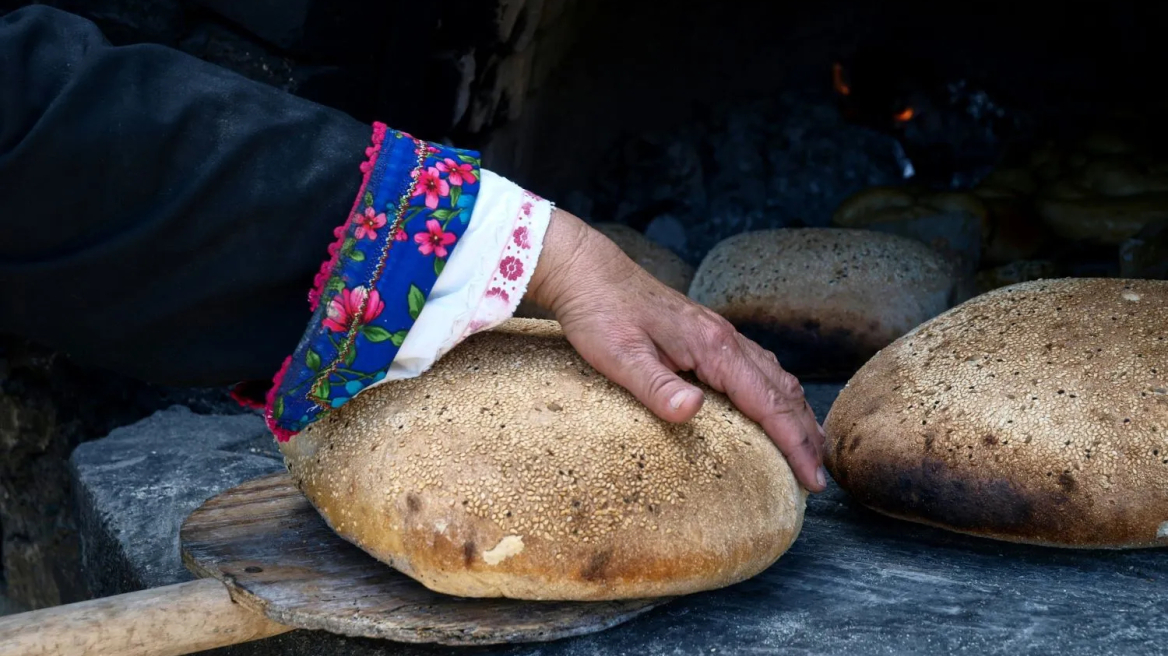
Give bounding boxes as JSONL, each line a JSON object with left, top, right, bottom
{"left": 499, "top": 256, "right": 524, "bottom": 281}
{"left": 393, "top": 227, "right": 408, "bottom": 242}
{"left": 485, "top": 287, "right": 510, "bottom": 303}
{"left": 414, "top": 219, "right": 456, "bottom": 258}
{"left": 435, "top": 158, "right": 478, "bottom": 186}
{"left": 323, "top": 286, "right": 384, "bottom": 333}
{"left": 521, "top": 201, "right": 533, "bottom": 215}
{"left": 354, "top": 207, "right": 387, "bottom": 241}
{"left": 412, "top": 166, "right": 450, "bottom": 209}
{"left": 512, "top": 226, "right": 530, "bottom": 249}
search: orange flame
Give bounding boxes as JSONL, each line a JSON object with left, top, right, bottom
{"left": 894, "top": 106, "right": 915, "bottom": 122}
{"left": 832, "top": 62, "right": 850, "bottom": 96}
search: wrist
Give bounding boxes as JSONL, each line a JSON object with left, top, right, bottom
{"left": 524, "top": 208, "right": 592, "bottom": 313}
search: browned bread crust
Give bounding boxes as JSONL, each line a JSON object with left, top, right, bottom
{"left": 689, "top": 228, "right": 957, "bottom": 378}
{"left": 825, "top": 279, "right": 1168, "bottom": 548}
{"left": 281, "top": 319, "right": 806, "bottom": 600}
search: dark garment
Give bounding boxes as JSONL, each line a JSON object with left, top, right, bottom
{"left": 0, "top": 6, "right": 369, "bottom": 386}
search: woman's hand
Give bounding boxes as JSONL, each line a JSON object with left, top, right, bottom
{"left": 526, "top": 209, "right": 828, "bottom": 492}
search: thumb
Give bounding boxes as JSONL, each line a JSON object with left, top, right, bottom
{"left": 632, "top": 358, "right": 706, "bottom": 424}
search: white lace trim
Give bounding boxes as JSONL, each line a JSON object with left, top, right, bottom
{"left": 365, "top": 170, "right": 553, "bottom": 388}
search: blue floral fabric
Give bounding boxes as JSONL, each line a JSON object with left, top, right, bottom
{"left": 266, "top": 124, "right": 481, "bottom": 439}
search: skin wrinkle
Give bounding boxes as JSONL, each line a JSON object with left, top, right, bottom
{"left": 523, "top": 209, "right": 826, "bottom": 492}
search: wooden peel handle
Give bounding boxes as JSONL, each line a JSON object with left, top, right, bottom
{"left": 0, "top": 578, "right": 291, "bottom": 656}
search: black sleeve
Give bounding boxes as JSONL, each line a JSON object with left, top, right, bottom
{"left": 0, "top": 6, "right": 371, "bottom": 387}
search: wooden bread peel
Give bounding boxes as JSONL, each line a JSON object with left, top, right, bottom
{"left": 0, "top": 473, "right": 667, "bottom": 656}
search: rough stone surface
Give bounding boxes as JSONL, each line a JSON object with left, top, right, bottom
{"left": 0, "top": 590, "right": 24, "bottom": 617}
{"left": 586, "top": 93, "right": 908, "bottom": 266}
{"left": 1120, "top": 219, "right": 1168, "bottom": 280}
{"left": 70, "top": 407, "right": 279, "bottom": 599}
{"left": 0, "top": 337, "right": 246, "bottom": 610}
{"left": 71, "top": 384, "right": 1167, "bottom": 655}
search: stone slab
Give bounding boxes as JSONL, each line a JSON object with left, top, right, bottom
{"left": 0, "top": 592, "right": 25, "bottom": 617}
{"left": 70, "top": 386, "right": 1167, "bottom": 655}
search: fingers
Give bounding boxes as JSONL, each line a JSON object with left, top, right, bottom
{"left": 565, "top": 328, "right": 706, "bottom": 425}
{"left": 682, "top": 319, "right": 827, "bottom": 492}
{"left": 735, "top": 334, "right": 827, "bottom": 464}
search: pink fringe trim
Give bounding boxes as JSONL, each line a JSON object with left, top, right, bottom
{"left": 229, "top": 385, "right": 266, "bottom": 410}
{"left": 238, "top": 122, "right": 391, "bottom": 441}
{"left": 308, "top": 122, "right": 389, "bottom": 310}
{"left": 264, "top": 355, "right": 296, "bottom": 443}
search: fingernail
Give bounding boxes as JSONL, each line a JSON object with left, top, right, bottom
{"left": 816, "top": 466, "right": 827, "bottom": 489}
{"left": 669, "top": 389, "right": 691, "bottom": 409}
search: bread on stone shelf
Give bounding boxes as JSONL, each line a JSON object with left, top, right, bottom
{"left": 280, "top": 319, "right": 806, "bottom": 600}
{"left": 688, "top": 228, "right": 959, "bottom": 379}
{"left": 825, "top": 278, "right": 1168, "bottom": 549}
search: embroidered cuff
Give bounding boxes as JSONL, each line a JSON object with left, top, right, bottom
{"left": 264, "top": 122, "right": 482, "bottom": 441}
{"left": 365, "top": 171, "right": 554, "bottom": 389}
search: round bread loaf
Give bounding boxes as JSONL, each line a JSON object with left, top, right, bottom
{"left": 824, "top": 278, "right": 1168, "bottom": 548}
{"left": 688, "top": 228, "right": 958, "bottom": 378}
{"left": 831, "top": 187, "right": 984, "bottom": 300}
{"left": 280, "top": 319, "right": 806, "bottom": 600}
{"left": 1031, "top": 131, "right": 1168, "bottom": 244}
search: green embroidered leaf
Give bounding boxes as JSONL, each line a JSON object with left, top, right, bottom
{"left": 343, "top": 343, "right": 357, "bottom": 366}
{"left": 312, "top": 378, "right": 330, "bottom": 400}
{"left": 457, "top": 153, "right": 480, "bottom": 165}
{"left": 408, "top": 284, "right": 425, "bottom": 320}
{"left": 306, "top": 350, "right": 321, "bottom": 371}
{"left": 348, "top": 249, "right": 365, "bottom": 262}
{"left": 450, "top": 185, "right": 461, "bottom": 207}
{"left": 342, "top": 237, "right": 356, "bottom": 253}
{"left": 362, "top": 326, "right": 393, "bottom": 343}
{"left": 434, "top": 257, "right": 445, "bottom": 276}
{"left": 326, "top": 277, "right": 345, "bottom": 293}
{"left": 391, "top": 330, "right": 409, "bottom": 347}
{"left": 363, "top": 191, "right": 374, "bottom": 207}
{"left": 272, "top": 396, "right": 284, "bottom": 420}
{"left": 430, "top": 209, "right": 455, "bottom": 221}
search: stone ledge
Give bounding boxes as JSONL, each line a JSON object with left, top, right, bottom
{"left": 69, "top": 407, "right": 281, "bottom": 598}
{"left": 69, "top": 386, "right": 1167, "bottom": 655}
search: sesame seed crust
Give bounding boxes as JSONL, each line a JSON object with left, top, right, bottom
{"left": 281, "top": 319, "right": 806, "bottom": 600}
{"left": 825, "top": 278, "right": 1168, "bottom": 548}
{"left": 688, "top": 228, "right": 957, "bottom": 377}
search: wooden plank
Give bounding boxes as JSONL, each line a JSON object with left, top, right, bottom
{"left": 180, "top": 473, "right": 668, "bottom": 646}
{"left": 0, "top": 579, "right": 290, "bottom": 656}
